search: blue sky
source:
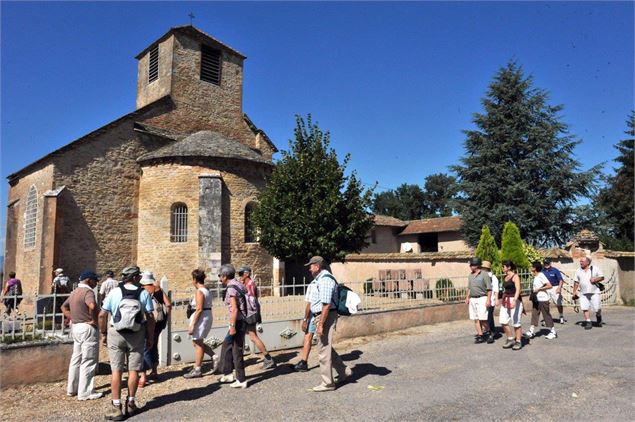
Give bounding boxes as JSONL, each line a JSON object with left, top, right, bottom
{"left": 1, "top": 1, "right": 633, "bottom": 253}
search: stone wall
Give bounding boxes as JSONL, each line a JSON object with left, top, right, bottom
{"left": 137, "top": 159, "right": 273, "bottom": 289}
{"left": 438, "top": 232, "right": 470, "bottom": 252}
{"left": 4, "top": 164, "right": 54, "bottom": 294}
{"left": 136, "top": 34, "right": 174, "bottom": 109}
{"left": 0, "top": 340, "right": 73, "bottom": 388}
{"left": 362, "top": 226, "right": 401, "bottom": 253}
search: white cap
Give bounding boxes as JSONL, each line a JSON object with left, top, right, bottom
{"left": 54, "top": 268, "right": 64, "bottom": 274}
{"left": 140, "top": 271, "right": 155, "bottom": 285}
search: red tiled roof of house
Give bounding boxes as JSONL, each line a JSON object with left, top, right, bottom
{"left": 399, "top": 216, "right": 463, "bottom": 235}
{"left": 373, "top": 215, "right": 407, "bottom": 227}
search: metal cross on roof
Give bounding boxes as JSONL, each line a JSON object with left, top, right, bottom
{"left": 188, "top": 12, "right": 195, "bottom": 25}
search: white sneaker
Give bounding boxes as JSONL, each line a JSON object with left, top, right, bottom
{"left": 218, "top": 373, "right": 235, "bottom": 383}
{"left": 523, "top": 330, "right": 535, "bottom": 339}
{"left": 311, "top": 384, "right": 336, "bottom": 392}
{"left": 78, "top": 392, "right": 103, "bottom": 401}
{"left": 545, "top": 332, "right": 557, "bottom": 340}
{"left": 229, "top": 379, "right": 248, "bottom": 389}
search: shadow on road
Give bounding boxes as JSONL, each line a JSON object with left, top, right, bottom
{"left": 142, "top": 383, "right": 221, "bottom": 413}
{"left": 343, "top": 363, "right": 391, "bottom": 385}
{"left": 340, "top": 350, "right": 363, "bottom": 361}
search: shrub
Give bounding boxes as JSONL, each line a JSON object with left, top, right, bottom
{"left": 501, "top": 221, "right": 530, "bottom": 270}
{"left": 475, "top": 225, "right": 501, "bottom": 272}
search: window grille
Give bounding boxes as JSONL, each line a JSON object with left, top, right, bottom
{"left": 244, "top": 202, "right": 259, "bottom": 243}
{"left": 200, "top": 45, "right": 221, "bottom": 85}
{"left": 170, "top": 203, "right": 188, "bottom": 242}
{"left": 149, "top": 45, "right": 159, "bottom": 83}
{"left": 24, "top": 186, "right": 37, "bottom": 248}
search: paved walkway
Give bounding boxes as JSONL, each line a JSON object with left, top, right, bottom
{"left": 5, "top": 307, "right": 635, "bottom": 421}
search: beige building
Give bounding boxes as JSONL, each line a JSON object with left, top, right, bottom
{"left": 4, "top": 26, "right": 277, "bottom": 292}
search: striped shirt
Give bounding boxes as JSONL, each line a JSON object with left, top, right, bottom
{"left": 309, "top": 270, "right": 338, "bottom": 314}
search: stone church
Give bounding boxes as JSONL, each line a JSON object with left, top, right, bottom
{"left": 4, "top": 26, "right": 277, "bottom": 293}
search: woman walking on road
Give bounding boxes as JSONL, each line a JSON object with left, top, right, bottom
{"left": 183, "top": 269, "right": 216, "bottom": 379}
{"left": 500, "top": 261, "right": 524, "bottom": 350}
{"left": 524, "top": 262, "right": 557, "bottom": 340}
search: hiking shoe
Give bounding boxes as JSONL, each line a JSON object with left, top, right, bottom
{"left": 183, "top": 368, "right": 202, "bottom": 379}
{"left": 229, "top": 379, "right": 248, "bottom": 389}
{"left": 585, "top": 321, "right": 592, "bottom": 330}
{"left": 104, "top": 403, "right": 124, "bottom": 421}
{"left": 523, "top": 330, "right": 535, "bottom": 339}
{"left": 262, "top": 357, "right": 277, "bottom": 369}
{"left": 502, "top": 339, "right": 515, "bottom": 349}
{"left": 545, "top": 332, "right": 557, "bottom": 340}
{"left": 474, "top": 335, "right": 485, "bottom": 344}
{"left": 311, "top": 384, "right": 336, "bottom": 392}
{"left": 559, "top": 317, "right": 565, "bottom": 324}
{"left": 294, "top": 360, "right": 309, "bottom": 372}
{"left": 126, "top": 400, "right": 139, "bottom": 417}
{"left": 512, "top": 341, "right": 522, "bottom": 351}
{"left": 78, "top": 392, "right": 103, "bottom": 401}
{"left": 486, "top": 335, "right": 495, "bottom": 344}
{"left": 218, "top": 373, "right": 235, "bottom": 383}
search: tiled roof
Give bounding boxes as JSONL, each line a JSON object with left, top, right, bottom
{"left": 137, "top": 130, "right": 272, "bottom": 165}
{"left": 399, "top": 216, "right": 463, "bottom": 235}
{"left": 346, "top": 250, "right": 474, "bottom": 262}
{"left": 373, "top": 215, "right": 407, "bottom": 227}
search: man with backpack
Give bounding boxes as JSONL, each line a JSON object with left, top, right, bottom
{"left": 305, "top": 256, "right": 352, "bottom": 392}
{"left": 238, "top": 265, "right": 276, "bottom": 369}
{"left": 61, "top": 270, "right": 103, "bottom": 401}
{"left": 99, "top": 266, "right": 155, "bottom": 420}
{"left": 52, "top": 268, "right": 71, "bottom": 294}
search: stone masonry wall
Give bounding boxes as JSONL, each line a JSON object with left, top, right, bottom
{"left": 136, "top": 35, "right": 174, "bottom": 109}
{"left": 4, "top": 164, "right": 54, "bottom": 294}
{"left": 137, "top": 159, "right": 273, "bottom": 290}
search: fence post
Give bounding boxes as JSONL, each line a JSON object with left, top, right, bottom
{"left": 158, "top": 276, "right": 170, "bottom": 368}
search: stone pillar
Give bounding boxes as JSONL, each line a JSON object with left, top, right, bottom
{"left": 199, "top": 175, "right": 223, "bottom": 280}
{"left": 272, "top": 258, "right": 284, "bottom": 297}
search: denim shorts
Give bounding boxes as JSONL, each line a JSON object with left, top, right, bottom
{"left": 307, "top": 315, "right": 317, "bottom": 334}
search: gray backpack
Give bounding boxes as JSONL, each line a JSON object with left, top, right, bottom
{"left": 112, "top": 285, "right": 144, "bottom": 332}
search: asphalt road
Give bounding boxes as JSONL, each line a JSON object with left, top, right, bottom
{"left": 127, "top": 306, "right": 635, "bottom": 421}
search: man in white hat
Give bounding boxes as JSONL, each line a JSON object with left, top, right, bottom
{"left": 52, "top": 268, "right": 71, "bottom": 294}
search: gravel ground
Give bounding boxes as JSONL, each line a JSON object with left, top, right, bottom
{"left": 3, "top": 307, "right": 634, "bottom": 421}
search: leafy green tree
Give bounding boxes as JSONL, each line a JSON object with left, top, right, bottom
{"left": 500, "top": 221, "right": 530, "bottom": 270}
{"left": 452, "top": 62, "right": 599, "bottom": 247}
{"left": 596, "top": 112, "right": 635, "bottom": 250}
{"left": 372, "top": 183, "right": 426, "bottom": 220}
{"left": 252, "top": 114, "right": 375, "bottom": 263}
{"left": 475, "top": 226, "right": 500, "bottom": 270}
{"left": 423, "top": 173, "right": 458, "bottom": 217}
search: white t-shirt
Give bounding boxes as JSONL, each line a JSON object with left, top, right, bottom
{"left": 99, "top": 278, "right": 120, "bottom": 298}
{"left": 533, "top": 272, "right": 551, "bottom": 302}
{"left": 488, "top": 272, "right": 499, "bottom": 304}
{"left": 575, "top": 265, "right": 604, "bottom": 295}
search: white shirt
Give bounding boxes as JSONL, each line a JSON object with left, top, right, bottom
{"left": 575, "top": 265, "right": 604, "bottom": 295}
{"left": 99, "top": 277, "right": 119, "bottom": 297}
{"left": 533, "top": 272, "right": 551, "bottom": 302}
{"left": 488, "top": 272, "right": 499, "bottom": 304}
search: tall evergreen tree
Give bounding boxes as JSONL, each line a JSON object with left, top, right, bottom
{"left": 500, "top": 221, "right": 530, "bottom": 270}
{"left": 452, "top": 62, "right": 598, "bottom": 247}
{"left": 252, "top": 115, "right": 374, "bottom": 263}
{"left": 475, "top": 226, "right": 501, "bottom": 270}
{"left": 596, "top": 112, "right": 635, "bottom": 250}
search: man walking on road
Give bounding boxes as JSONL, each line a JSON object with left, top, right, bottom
{"left": 573, "top": 257, "right": 604, "bottom": 330}
{"left": 465, "top": 258, "right": 494, "bottom": 344}
{"left": 306, "top": 256, "right": 352, "bottom": 392}
{"left": 542, "top": 258, "right": 566, "bottom": 324}
{"left": 99, "top": 266, "right": 155, "bottom": 420}
{"left": 61, "top": 270, "right": 103, "bottom": 401}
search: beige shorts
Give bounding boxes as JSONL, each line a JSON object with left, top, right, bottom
{"left": 107, "top": 327, "right": 145, "bottom": 372}
{"left": 468, "top": 296, "right": 488, "bottom": 321}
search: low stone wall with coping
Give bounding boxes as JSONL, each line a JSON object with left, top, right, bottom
{"left": 0, "top": 339, "right": 73, "bottom": 388}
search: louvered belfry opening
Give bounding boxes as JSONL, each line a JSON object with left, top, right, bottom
{"left": 200, "top": 45, "right": 221, "bottom": 85}
{"left": 149, "top": 44, "right": 159, "bottom": 83}
{"left": 170, "top": 203, "right": 188, "bottom": 242}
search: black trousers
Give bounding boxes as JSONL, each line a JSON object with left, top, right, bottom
{"left": 220, "top": 320, "right": 247, "bottom": 382}
{"left": 487, "top": 306, "right": 496, "bottom": 332}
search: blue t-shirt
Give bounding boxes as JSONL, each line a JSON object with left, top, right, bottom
{"left": 102, "top": 284, "right": 154, "bottom": 319}
{"left": 542, "top": 267, "right": 563, "bottom": 287}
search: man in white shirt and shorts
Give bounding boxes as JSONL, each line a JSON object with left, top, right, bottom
{"left": 573, "top": 257, "right": 604, "bottom": 330}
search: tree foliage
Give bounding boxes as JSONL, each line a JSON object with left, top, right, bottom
{"left": 452, "top": 62, "right": 599, "bottom": 247}
{"left": 500, "top": 221, "right": 530, "bottom": 270}
{"left": 475, "top": 226, "right": 500, "bottom": 271}
{"left": 252, "top": 114, "right": 375, "bottom": 263}
{"left": 371, "top": 173, "right": 458, "bottom": 220}
{"left": 595, "top": 111, "right": 634, "bottom": 250}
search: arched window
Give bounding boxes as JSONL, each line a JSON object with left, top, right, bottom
{"left": 170, "top": 203, "right": 188, "bottom": 242}
{"left": 244, "top": 202, "right": 259, "bottom": 243}
{"left": 24, "top": 185, "right": 38, "bottom": 248}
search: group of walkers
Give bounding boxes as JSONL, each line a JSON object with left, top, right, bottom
{"left": 466, "top": 256, "right": 605, "bottom": 350}
{"left": 59, "top": 255, "right": 351, "bottom": 420}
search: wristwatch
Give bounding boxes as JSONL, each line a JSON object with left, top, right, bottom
{"left": 229, "top": 323, "right": 235, "bottom": 327}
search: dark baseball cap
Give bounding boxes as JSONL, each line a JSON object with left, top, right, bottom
{"left": 79, "top": 270, "right": 99, "bottom": 281}
{"left": 469, "top": 257, "right": 482, "bottom": 266}
{"left": 121, "top": 266, "right": 141, "bottom": 280}
{"left": 238, "top": 266, "right": 252, "bottom": 274}
{"left": 543, "top": 258, "right": 552, "bottom": 265}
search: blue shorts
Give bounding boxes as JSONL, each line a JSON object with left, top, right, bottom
{"left": 307, "top": 316, "right": 317, "bottom": 334}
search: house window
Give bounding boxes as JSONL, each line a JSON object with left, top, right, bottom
{"left": 149, "top": 44, "right": 159, "bottom": 83}
{"left": 200, "top": 45, "right": 221, "bottom": 85}
{"left": 244, "top": 202, "right": 259, "bottom": 243}
{"left": 371, "top": 229, "right": 377, "bottom": 244}
{"left": 170, "top": 203, "right": 188, "bottom": 242}
{"left": 24, "top": 186, "right": 38, "bottom": 248}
